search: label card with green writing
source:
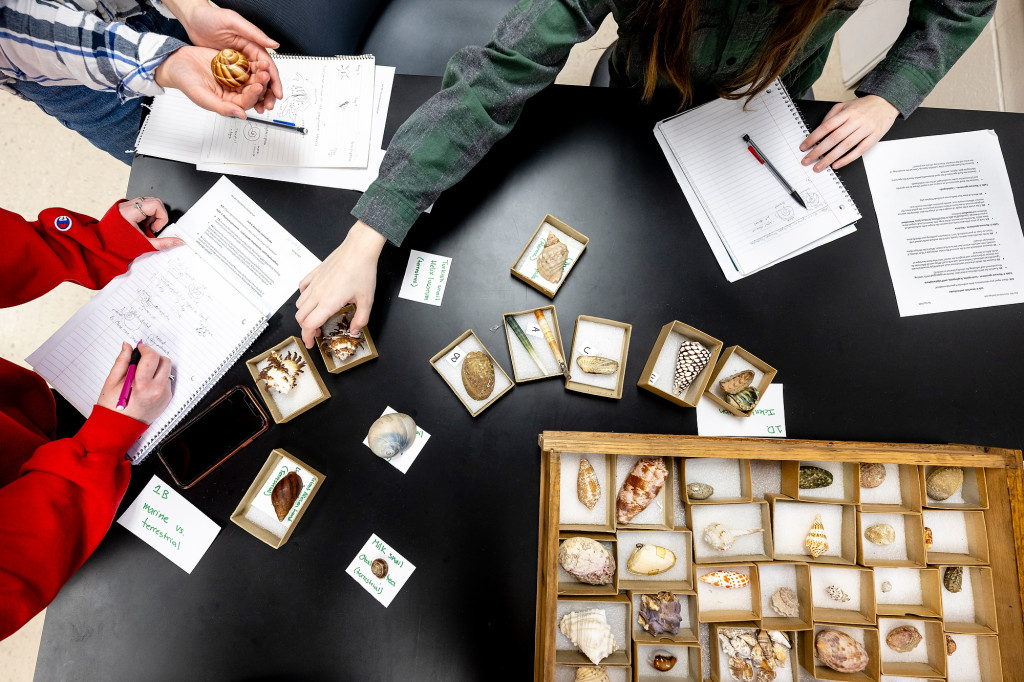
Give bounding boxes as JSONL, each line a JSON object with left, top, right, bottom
{"left": 249, "top": 456, "right": 318, "bottom": 527}
{"left": 696, "top": 383, "right": 787, "bottom": 438}
{"left": 345, "top": 533, "right": 416, "bottom": 607}
{"left": 361, "top": 406, "right": 430, "bottom": 474}
{"left": 398, "top": 249, "right": 452, "bottom": 307}
{"left": 117, "top": 475, "right": 221, "bottom": 574}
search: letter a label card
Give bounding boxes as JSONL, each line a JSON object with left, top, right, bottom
{"left": 345, "top": 533, "right": 416, "bottom": 607}
{"left": 398, "top": 249, "right": 452, "bottom": 306}
{"left": 117, "top": 475, "right": 221, "bottom": 574}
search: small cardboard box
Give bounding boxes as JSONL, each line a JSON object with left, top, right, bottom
{"left": 559, "top": 453, "right": 616, "bottom": 533}
{"left": 680, "top": 457, "right": 753, "bottom": 504}
{"left": 873, "top": 567, "right": 943, "bottom": 619}
{"left": 809, "top": 564, "right": 877, "bottom": 626}
{"left": 557, "top": 532, "right": 619, "bottom": 596}
{"left": 246, "top": 336, "right": 330, "bottom": 424}
{"left": 878, "top": 617, "right": 946, "bottom": 678}
{"left": 566, "top": 315, "right": 632, "bottom": 400}
{"left": 802, "top": 625, "right": 880, "bottom": 682}
{"left": 781, "top": 461, "right": 860, "bottom": 505}
{"left": 920, "top": 465, "right": 989, "bottom": 509}
{"left": 938, "top": 565, "right": 998, "bottom": 635}
{"left": 688, "top": 500, "right": 773, "bottom": 564}
{"left": 768, "top": 495, "right": 858, "bottom": 566}
{"left": 633, "top": 641, "right": 700, "bottom": 681}
{"left": 502, "top": 305, "right": 567, "bottom": 383}
{"left": 429, "top": 329, "right": 514, "bottom": 417}
{"left": 758, "top": 561, "right": 814, "bottom": 631}
{"left": 858, "top": 463, "right": 923, "bottom": 513}
{"left": 616, "top": 528, "right": 693, "bottom": 592}
{"left": 229, "top": 448, "right": 326, "bottom": 549}
{"left": 703, "top": 345, "right": 777, "bottom": 417}
{"left": 314, "top": 304, "right": 378, "bottom": 374}
{"left": 555, "top": 595, "right": 631, "bottom": 666}
{"left": 945, "top": 634, "right": 1002, "bottom": 681}
{"left": 922, "top": 509, "right": 990, "bottom": 565}
{"left": 857, "top": 511, "right": 926, "bottom": 567}
{"left": 629, "top": 590, "right": 698, "bottom": 644}
{"left": 636, "top": 321, "right": 723, "bottom": 408}
{"left": 694, "top": 563, "right": 761, "bottom": 622}
{"left": 510, "top": 214, "right": 588, "bottom": 298}
{"left": 614, "top": 455, "right": 675, "bottom": 531}
{"left": 710, "top": 623, "right": 799, "bottom": 682}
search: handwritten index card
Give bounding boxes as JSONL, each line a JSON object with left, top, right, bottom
{"left": 345, "top": 533, "right": 416, "bottom": 607}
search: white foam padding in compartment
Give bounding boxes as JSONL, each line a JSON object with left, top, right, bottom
{"left": 714, "top": 627, "right": 796, "bottom": 682}
{"left": 673, "top": 461, "right": 688, "bottom": 528}
{"left": 646, "top": 330, "right": 714, "bottom": 398}
{"left": 559, "top": 453, "right": 610, "bottom": 527}
{"left": 632, "top": 592, "right": 696, "bottom": 634}
{"left": 860, "top": 512, "right": 910, "bottom": 562}
{"left": 858, "top": 463, "right": 904, "bottom": 505}
{"left": 432, "top": 334, "right": 511, "bottom": 409}
{"left": 637, "top": 643, "right": 698, "bottom": 681}
{"left": 707, "top": 354, "right": 764, "bottom": 402}
{"left": 618, "top": 530, "right": 691, "bottom": 584}
{"left": 615, "top": 456, "right": 669, "bottom": 526}
{"left": 944, "top": 634, "right": 984, "bottom": 682}
{"left": 878, "top": 618, "right": 931, "bottom": 664}
{"left": 257, "top": 341, "right": 323, "bottom": 419}
{"left": 514, "top": 222, "right": 585, "bottom": 294}
{"left": 749, "top": 460, "right": 782, "bottom": 500}
{"left": 506, "top": 308, "right": 561, "bottom": 378}
{"left": 694, "top": 565, "right": 754, "bottom": 612}
{"left": 758, "top": 563, "right": 800, "bottom": 617}
{"left": 922, "top": 510, "right": 970, "bottom": 554}
{"left": 797, "top": 460, "right": 849, "bottom": 501}
{"left": 243, "top": 504, "right": 287, "bottom": 538}
{"left": 570, "top": 320, "right": 626, "bottom": 391}
{"left": 773, "top": 501, "right": 845, "bottom": 559}
{"left": 555, "top": 599, "right": 629, "bottom": 658}
{"left": 557, "top": 537, "right": 616, "bottom": 586}
{"left": 923, "top": 466, "right": 980, "bottom": 506}
{"left": 554, "top": 665, "right": 629, "bottom": 682}
{"left": 874, "top": 567, "right": 924, "bottom": 606}
{"left": 319, "top": 309, "right": 372, "bottom": 365}
{"left": 690, "top": 503, "right": 767, "bottom": 560}
{"left": 810, "top": 565, "right": 864, "bottom": 611}
{"left": 882, "top": 677, "right": 932, "bottom": 682}
{"left": 684, "top": 458, "right": 744, "bottom": 500}
{"left": 940, "top": 566, "right": 978, "bottom": 623}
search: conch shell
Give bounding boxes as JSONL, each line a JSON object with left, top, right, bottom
{"left": 559, "top": 609, "right": 619, "bottom": 665}
{"left": 366, "top": 412, "right": 417, "bottom": 458}
{"left": 210, "top": 49, "right": 250, "bottom": 88}
{"left": 537, "top": 232, "right": 569, "bottom": 283}
{"left": 702, "top": 523, "right": 764, "bottom": 551}
{"left": 804, "top": 514, "right": 829, "bottom": 558}
{"left": 257, "top": 350, "right": 305, "bottom": 394}
{"left": 321, "top": 315, "right": 364, "bottom": 363}
{"left": 616, "top": 458, "right": 667, "bottom": 523}
{"left": 271, "top": 471, "right": 302, "bottom": 521}
{"left": 699, "top": 570, "right": 750, "bottom": 589}
{"left": 577, "top": 458, "right": 601, "bottom": 510}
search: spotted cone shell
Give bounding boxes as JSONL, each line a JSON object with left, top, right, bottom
{"left": 805, "top": 514, "right": 829, "bottom": 558}
{"left": 577, "top": 458, "right": 601, "bottom": 510}
{"left": 537, "top": 232, "right": 569, "bottom": 283}
{"left": 211, "top": 49, "right": 250, "bottom": 88}
{"left": 699, "top": 570, "right": 750, "bottom": 589}
{"left": 672, "top": 340, "right": 711, "bottom": 395}
{"left": 461, "top": 351, "right": 495, "bottom": 400}
{"left": 616, "top": 458, "right": 667, "bottom": 523}
{"left": 559, "top": 609, "right": 619, "bottom": 665}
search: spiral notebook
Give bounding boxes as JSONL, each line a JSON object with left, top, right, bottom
{"left": 654, "top": 79, "right": 860, "bottom": 281}
{"left": 27, "top": 178, "right": 320, "bottom": 463}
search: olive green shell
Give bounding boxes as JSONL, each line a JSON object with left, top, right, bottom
{"left": 799, "top": 465, "right": 834, "bottom": 489}
{"left": 725, "top": 386, "right": 759, "bottom": 412}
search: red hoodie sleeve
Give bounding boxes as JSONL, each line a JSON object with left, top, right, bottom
{"left": 0, "top": 201, "right": 155, "bottom": 307}
{"left": 0, "top": 406, "right": 146, "bottom": 640}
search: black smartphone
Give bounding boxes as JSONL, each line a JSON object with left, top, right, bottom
{"left": 157, "top": 385, "right": 269, "bottom": 488}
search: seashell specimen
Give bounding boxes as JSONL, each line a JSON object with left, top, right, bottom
{"left": 573, "top": 667, "right": 610, "bottom": 682}
{"left": 537, "top": 232, "right": 569, "bottom": 283}
{"left": 461, "top": 351, "right": 495, "bottom": 400}
{"left": 558, "top": 537, "right": 615, "bottom": 585}
{"left": 577, "top": 458, "right": 601, "bottom": 510}
{"left": 799, "top": 465, "right": 834, "bottom": 489}
{"left": 719, "top": 633, "right": 737, "bottom": 657}
{"left": 703, "top": 523, "right": 764, "bottom": 551}
{"left": 321, "top": 316, "right": 364, "bottom": 362}
{"left": 860, "top": 462, "right": 886, "bottom": 488}
{"left": 769, "top": 587, "right": 799, "bottom": 617}
{"left": 729, "top": 657, "right": 753, "bottom": 681}
{"left": 627, "top": 544, "right": 676, "bottom": 575}
{"left": 825, "top": 585, "right": 851, "bottom": 603}
{"left": 926, "top": 466, "right": 964, "bottom": 501}
{"left": 753, "top": 671, "right": 775, "bottom": 682}
{"left": 271, "top": 471, "right": 302, "bottom": 521}
{"left": 885, "top": 625, "right": 923, "bottom": 653}
{"left": 650, "top": 650, "right": 677, "bottom": 672}
{"left": 943, "top": 566, "right": 963, "bottom": 593}
{"left": 672, "top": 339, "right": 711, "bottom": 395}
{"left": 686, "top": 482, "right": 714, "bottom": 500}
{"left": 699, "top": 570, "right": 750, "bottom": 589}
{"left": 725, "top": 386, "right": 759, "bottom": 413}
{"left": 804, "top": 514, "right": 829, "bottom": 558}
{"left": 945, "top": 634, "right": 956, "bottom": 655}
{"left": 769, "top": 630, "right": 790, "bottom": 649}
{"left": 752, "top": 629, "right": 772, "bottom": 668}
{"left": 366, "top": 412, "right": 417, "bottom": 458}
{"left": 864, "top": 523, "right": 896, "bottom": 546}
{"left": 719, "top": 369, "right": 755, "bottom": 395}
{"left": 881, "top": 581, "right": 892, "bottom": 593}
{"left": 637, "top": 592, "right": 682, "bottom": 636}
{"left": 211, "top": 49, "right": 250, "bottom": 88}
{"left": 773, "top": 643, "right": 788, "bottom": 666}
{"left": 559, "top": 609, "right": 619, "bottom": 665}
{"left": 371, "top": 558, "right": 388, "bottom": 579}
{"left": 576, "top": 355, "right": 619, "bottom": 375}
{"left": 924, "top": 526, "right": 933, "bottom": 550}
{"left": 258, "top": 350, "right": 306, "bottom": 394}
{"left": 814, "top": 629, "right": 869, "bottom": 673}
{"left": 616, "top": 458, "right": 668, "bottom": 523}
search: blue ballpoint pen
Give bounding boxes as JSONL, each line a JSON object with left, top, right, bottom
{"left": 246, "top": 118, "right": 308, "bottom": 135}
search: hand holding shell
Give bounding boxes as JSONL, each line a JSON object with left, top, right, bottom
{"left": 211, "top": 49, "right": 251, "bottom": 88}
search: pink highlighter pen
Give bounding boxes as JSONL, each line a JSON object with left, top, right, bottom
{"left": 115, "top": 342, "right": 143, "bottom": 410}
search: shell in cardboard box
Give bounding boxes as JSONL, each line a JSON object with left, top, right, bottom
{"left": 573, "top": 667, "right": 610, "bottom": 682}
{"left": 686, "top": 482, "right": 714, "bottom": 500}
{"left": 814, "top": 629, "right": 869, "bottom": 673}
{"left": 860, "top": 462, "right": 886, "bottom": 488}
{"left": 702, "top": 523, "right": 764, "bottom": 551}
{"left": 943, "top": 566, "right": 963, "bottom": 593}
{"left": 769, "top": 586, "right": 799, "bottom": 617}
{"left": 637, "top": 591, "right": 682, "bottom": 636}
{"left": 804, "top": 514, "right": 829, "bottom": 558}
{"left": 558, "top": 537, "right": 615, "bottom": 585}
{"left": 864, "top": 523, "right": 896, "bottom": 546}
{"left": 699, "top": 570, "right": 750, "bottom": 589}
{"left": 673, "top": 339, "right": 711, "bottom": 395}
{"left": 577, "top": 458, "right": 602, "bottom": 510}
{"left": 615, "top": 457, "right": 667, "bottom": 523}
{"left": 725, "top": 386, "right": 759, "bottom": 413}
{"left": 461, "top": 351, "right": 495, "bottom": 400}
{"left": 271, "top": 471, "right": 302, "bottom": 521}
{"left": 627, "top": 543, "right": 676, "bottom": 575}
{"left": 799, "top": 465, "right": 834, "bottom": 489}
{"left": 559, "top": 608, "right": 619, "bottom": 665}
{"left": 926, "top": 466, "right": 964, "bottom": 501}
{"left": 537, "top": 232, "right": 569, "bottom": 283}
{"left": 576, "top": 355, "right": 619, "bottom": 375}
{"left": 885, "top": 625, "right": 923, "bottom": 653}
{"left": 719, "top": 369, "right": 755, "bottom": 395}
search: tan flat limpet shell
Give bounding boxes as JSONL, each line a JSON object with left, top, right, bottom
{"left": 461, "top": 351, "right": 495, "bottom": 400}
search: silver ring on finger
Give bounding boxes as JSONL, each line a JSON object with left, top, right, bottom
{"left": 134, "top": 200, "right": 146, "bottom": 220}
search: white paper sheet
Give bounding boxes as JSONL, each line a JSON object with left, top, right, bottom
{"left": 863, "top": 130, "right": 1024, "bottom": 316}
{"left": 398, "top": 250, "right": 452, "bottom": 306}
{"left": 345, "top": 533, "right": 416, "bottom": 607}
{"left": 696, "top": 384, "right": 786, "bottom": 437}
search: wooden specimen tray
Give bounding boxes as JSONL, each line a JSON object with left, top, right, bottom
{"left": 534, "top": 433, "right": 1024, "bottom": 681}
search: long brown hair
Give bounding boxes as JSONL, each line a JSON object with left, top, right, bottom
{"left": 628, "top": 0, "right": 836, "bottom": 107}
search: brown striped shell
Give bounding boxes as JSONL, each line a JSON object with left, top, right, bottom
{"left": 211, "top": 49, "right": 250, "bottom": 88}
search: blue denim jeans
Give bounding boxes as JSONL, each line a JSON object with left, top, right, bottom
{"left": 7, "top": 7, "right": 189, "bottom": 164}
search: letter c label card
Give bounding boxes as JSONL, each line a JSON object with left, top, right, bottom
{"left": 345, "top": 533, "right": 416, "bottom": 607}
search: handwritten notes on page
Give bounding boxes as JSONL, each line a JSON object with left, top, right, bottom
{"left": 697, "top": 384, "right": 787, "bottom": 438}
{"left": 345, "top": 533, "right": 416, "bottom": 607}
{"left": 864, "top": 130, "right": 1024, "bottom": 316}
{"left": 117, "top": 476, "right": 221, "bottom": 573}
{"left": 398, "top": 250, "right": 452, "bottom": 306}
{"left": 362, "top": 406, "right": 430, "bottom": 474}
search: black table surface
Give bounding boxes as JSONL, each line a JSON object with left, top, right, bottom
{"left": 36, "top": 76, "right": 1024, "bottom": 681}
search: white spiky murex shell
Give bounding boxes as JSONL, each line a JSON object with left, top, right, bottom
{"left": 702, "top": 523, "right": 764, "bottom": 551}
{"left": 322, "top": 316, "right": 364, "bottom": 362}
{"left": 559, "top": 609, "right": 619, "bottom": 665}
{"left": 573, "top": 666, "right": 610, "bottom": 682}
{"left": 672, "top": 339, "right": 711, "bottom": 395}
{"left": 257, "top": 350, "right": 306, "bottom": 394}
{"left": 804, "top": 514, "right": 829, "bottom": 558}
{"left": 365, "top": 412, "right": 417, "bottom": 458}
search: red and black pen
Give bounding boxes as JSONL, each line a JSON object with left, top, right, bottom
{"left": 743, "top": 133, "right": 807, "bottom": 209}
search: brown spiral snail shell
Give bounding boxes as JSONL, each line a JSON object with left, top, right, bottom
{"left": 211, "top": 49, "right": 250, "bottom": 88}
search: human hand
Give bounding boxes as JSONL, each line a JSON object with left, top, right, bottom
{"left": 118, "top": 197, "right": 184, "bottom": 251}
{"left": 295, "top": 221, "right": 386, "bottom": 348}
{"left": 155, "top": 45, "right": 270, "bottom": 118}
{"left": 800, "top": 95, "right": 899, "bottom": 171}
{"left": 96, "top": 342, "right": 173, "bottom": 425}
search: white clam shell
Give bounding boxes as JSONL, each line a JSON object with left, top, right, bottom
{"left": 559, "top": 608, "right": 619, "bottom": 665}
{"left": 366, "top": 412, "right": 417, "bottom": 458}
